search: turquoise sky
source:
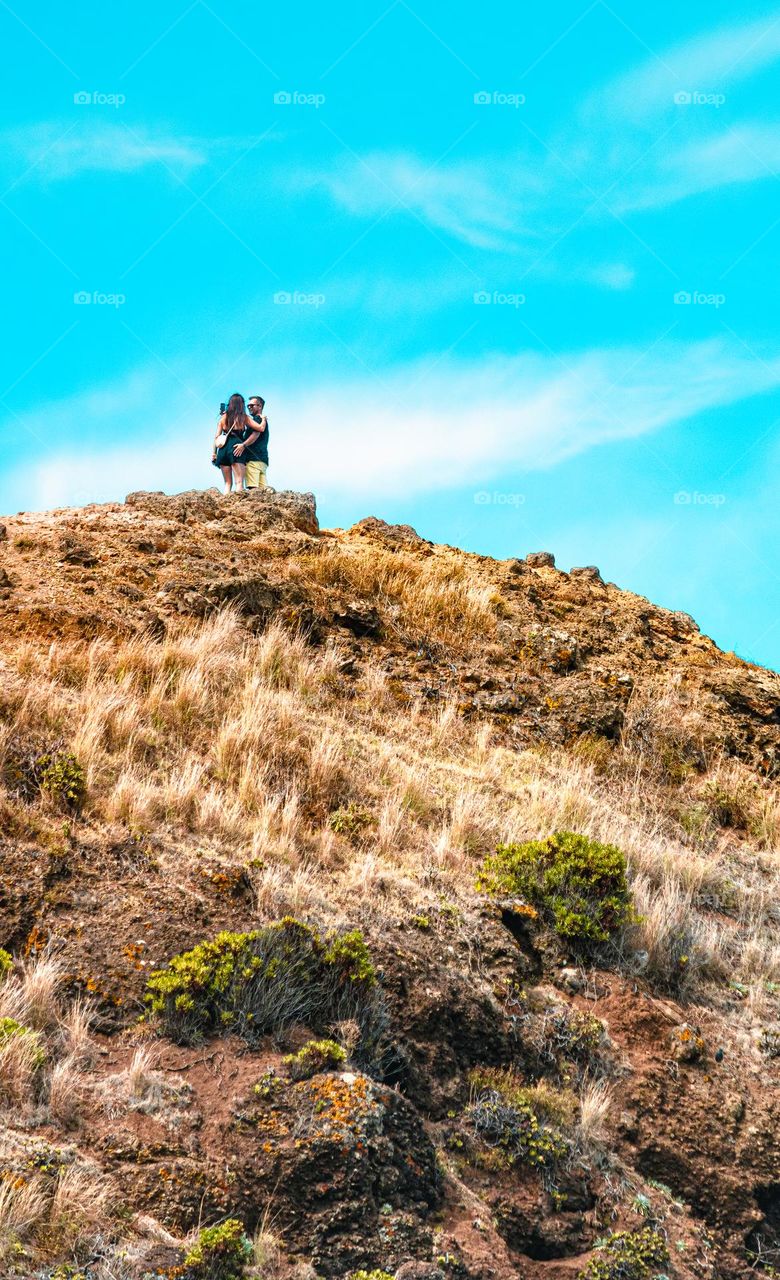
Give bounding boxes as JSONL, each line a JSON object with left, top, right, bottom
{"left": 1, "top": 1, "right": 779, "bottom": 669}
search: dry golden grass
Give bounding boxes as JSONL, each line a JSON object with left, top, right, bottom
{"left": 577, "top": 1080, "right": 613, "bottom": 1155}
{"left": 0, "top": 1175, "right": 47, "bottom": 1246}
{"left": 295, "top": 542, "right": 501, "bottom": 646}
{"left": 0, "top": 1028, "right": 43, "bottom": 1108}
{"left": 0, "top": 610, "right": 778, "bottom": 1008}
{"left": 46, "top": 1055, "right": 84, "bottom": 1128}
{"left": 0, "top": 1162, "right": 110, "bottom": 1265}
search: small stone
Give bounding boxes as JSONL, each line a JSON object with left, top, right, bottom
{"left": 395, "top": 1265, "right": 444, "bottom": 1280}
{"left": 526, "top": 550, "right": 555, "bottom": 568}
{"left": 671, "top": 1022, "right": 705, "bottom": 1063}
{"left": 0, "top": 523, "right": 6, "bottom": 541}
{"left": 558, "top": 967, "right": 584, "bottom": 994}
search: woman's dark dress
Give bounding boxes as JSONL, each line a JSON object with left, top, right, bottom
{"left": 214, "top": 424, "right": 250, "bottom": 469}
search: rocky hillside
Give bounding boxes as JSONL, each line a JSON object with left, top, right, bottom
{"left": 0, "top": 488, "right": 778, "bottom": 1280}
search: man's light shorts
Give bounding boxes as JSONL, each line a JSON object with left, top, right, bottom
{"left": 246, "top": 461, "right": 268, "bottom": 488}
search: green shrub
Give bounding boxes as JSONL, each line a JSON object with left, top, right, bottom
{"left": 348, "top": 1272, "right": 395, "bottom": 1280}
{"left": 38, "top": 751, "right": 86, "bottom": 812}
{"left": 465, "top": 1067, "right": 572, "bottom": 1176}
{"left": 478, "top": 831, "right": 633, "bottom": 953}
{"left": 0, "top": 949, "right": 12, "bottom": 979}
{"left": 183, "top": 1219, "right": 252, "bottom": 1280}
{"left": 284, "top": 1038, "right": 347, "bottom": 1080}
{"left": 2, "top": 740, "right": 85, "bottom": 811}
{"left": 329, "top": 804, "right": 373, "bottom": 839}
{"left": 146, "top": 916, "right": 379, "bottom": 1048}
{"left": 0, "top": 1016, "right": 46, "bottom": 1066}
{"left": 579, "top": 1228, "right": 669, "bottom": 1280}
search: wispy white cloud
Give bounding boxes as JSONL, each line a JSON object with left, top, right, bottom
{"left": 2, "top": 122, "right": 207, "bottom": 182}
{"left": 599, "top": 11, "right": 780, "bottom": 122}
{"left": 294, "top": 151, "right": 542, "bottom": 252}
{"left": 303, "top": 13, "right": 780, "bottom": 258}
{"left": 6, "top": 336, "right": 780, "bottom": 512}
{"left": 621, "top": 124, "right": 780, "bottom": 211}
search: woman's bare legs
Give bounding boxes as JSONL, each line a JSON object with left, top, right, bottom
{"left": 233, "top": 463, "right": 247, "bottom": 491}
{"left": 220, "top": 465, "right": 234, "bottom": 495}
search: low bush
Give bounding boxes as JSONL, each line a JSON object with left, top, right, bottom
{"left": 1, "top": 741, "right": 85, "bottom": 813}
{"left": 465, "top": 1067, "right": 573, "bottom": 1179}
{"left": 329, "top": 804, "right": 373, "bottom": 839}
{"left": 38, "top": 751, "right": 86, "bottom": 812}
{"left": 0, "top": 949, "right": 12, "bottom": 978}
{"left": 478, "top": 831, "right": 634, "bottom": 955}
{"left": 145, "top": 917, "right": 379, "bottom": 1049}
{"left": 521, "top": 1001, "right": 609, "bottom": 1084}
{"left": 183, "top": 1219, "right": 253, "bottom": 1280}
{"left": 578, "top": 1227, "right": 669, "bottom": 1280}
{"left": 284, "top": 1038, "right": 346, "bottom": 1080}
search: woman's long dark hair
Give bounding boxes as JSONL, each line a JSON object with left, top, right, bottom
{"left": 225, "top": 392, "right": 248, "bottom": 433}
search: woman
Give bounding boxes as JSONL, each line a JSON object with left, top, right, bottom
{"left": 212, "top": 393, "right": 256, "bottom": 494}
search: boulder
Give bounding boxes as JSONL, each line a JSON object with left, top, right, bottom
{"left": 570, "top": 565, "right": 603, "bottom": 583}
{"left": 525, "top": 551, "right": 555, "bottom": 568}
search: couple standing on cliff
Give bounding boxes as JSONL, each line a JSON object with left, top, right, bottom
{"left": 212, "top": 392, "right": 270, "bottom": 495}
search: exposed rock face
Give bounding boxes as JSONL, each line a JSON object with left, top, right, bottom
{"left": 125, "top": 486, "right": 320, "bottom": 537}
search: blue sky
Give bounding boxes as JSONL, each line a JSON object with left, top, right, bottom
{"left": 1, "top": 1, "right": 779, "bottom": 670}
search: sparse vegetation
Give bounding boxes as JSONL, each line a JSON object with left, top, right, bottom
{"left": 578, "top": 1227, "right": 670, "bottom": 1280}
{"left": 284, "top": 1038, "right": 347, "bottom": 1080}
{"left": 183, "top": 1218, "right": 253, "bottom": 1279}
{"left": 517, "top": 996, "right": 611, "bottom": 1084}
{"left": 465, "top": 1067, "right": 573, "bottom": 1180}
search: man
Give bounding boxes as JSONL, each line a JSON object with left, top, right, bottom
{"left": 237, "top": 394, "right": 270, "bottom": 489}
